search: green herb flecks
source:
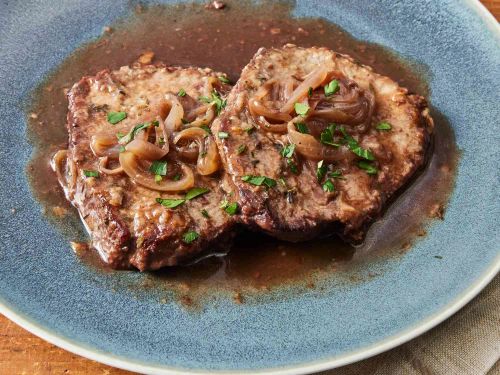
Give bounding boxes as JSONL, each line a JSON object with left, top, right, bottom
{"left": 149, "top": 160, "right": 168, "bottom": 176}
{"left": 185, "top": 187, "right": 210, "bottom": 201}
{"left": 357, "top": 160, "right": 378, "bottom": 175}
{"left": 281, "top": 143, "right": 298, "bottom": 174}
{"left": 220, "top": 200, "right": 239, "bottom": 215}
{"left": 218, "top": 131, "right": 229, "bottom": 139}
{"left": 296, "top": 122, "right": 309, "bottom": 134}
{"left": 241, "top": 175, "right": 277, "bottom": 188}
{"left": 329, "top": 170, "right": 345, "bottom": 179}
{"left": 201, "top": 209, "right": 210, "bottom": 218}
{"left": 322, "top": 179, "right": 335, "bottom": 192}
{"left": 118, "top": 120, "right": 159, "bottom": 145}
{"left": 218, "top": 75, "right": 231, "bottom": 84}
{"left": 199, "top": 90, "right": 227, "bottom": 115}
{"left": 340, "top": 127, "right": 375, "bottom": 161}
{"left": 178, "top": 88, "right": 186, "bottom": 97}
{"left": 156, "top": 198, "right": 185, "bottom": 209}
{"left": 280, "top": 143, "right": 295, "bottom": 158}
{"left": 324, "top": 79, "right": 340, "bottom": 96}
{"left": 83, "top": 170, "right": 99, "bottom": 178}
{"left": 182, "top": 231, "right": 199, "bottom": 244}
{"left": 237, "top": 145, "right": 247, "bottom": 155}
{"left": 316, "top": 160, "right": 328, "bottom": 183}
{"left": 320, "top": 123, "right": 340, "bottom": 147}
{"left": 294, "top": 102, "right": 310, "bottom": 116}
{"left": 376, "top": 121, "right": 392, "bottom": 131}
{"left": 107, "top": 111, "right": 127, "bottom": 125}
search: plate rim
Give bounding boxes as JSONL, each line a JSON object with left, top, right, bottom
{"left": 1, "top": 0, "right": 499, "bottom": 374}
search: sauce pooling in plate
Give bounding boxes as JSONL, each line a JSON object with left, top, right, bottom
{"left": 26, "top": 0, "right": 458, "bottom": 300}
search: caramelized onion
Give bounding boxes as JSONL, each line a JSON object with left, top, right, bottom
{"left": 51, "top": 149, "right": 68, "bottom": 186}
{"left": 163, "top": 94, "right": 184, "bottom": 134}
{"left": 125, "top": 139, "right": 168, "bottom": 160}
{"left": 287, "top": 122, "right": 354, "bottom": 162}
{"left": 90, "top": 134, "right": 121, "bottom": 158}
{"left": 281, "top": 67, "right": 328, "bottom": 113}
{"left": 188, "top": 105, "right": 215, "bottom": 127}
{"left": 173, "top": 127, "right": 220, "bottom": 175}
{"left": 310, "top": 79, "right": 375, "bottom": 132}
{"left": 98, "top": 156, "right": 124, "bottom": 175}
{"left": 119, "top": 151, "right": 194, "bottom": 191}
{"left": 254, "top": 115, "right": 288, "bottom": 133}
{"left": 249, "top": 98, "right": 292, "bottom": 122}
{"left": 248, "top": 79, "right": 292, "bottom": 133}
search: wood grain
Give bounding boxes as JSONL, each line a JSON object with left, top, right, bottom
{"left": 1, "top": 2, "right": 498, "bottom": 374}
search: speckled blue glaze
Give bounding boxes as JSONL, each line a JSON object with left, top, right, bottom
{"left": 0, "top": 1, "right": 498, "bottom": 373}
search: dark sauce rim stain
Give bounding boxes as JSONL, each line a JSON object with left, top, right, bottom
{"left": 24, "top": 0, "right": 459, "bottom": 304}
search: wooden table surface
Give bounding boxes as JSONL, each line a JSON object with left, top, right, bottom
{"left": 1, "top": 2, "right": 498, "bottom": 375}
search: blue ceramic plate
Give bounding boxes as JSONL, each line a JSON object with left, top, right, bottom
{"left": 0, "top": 1, "right": 499, "bottom": 374}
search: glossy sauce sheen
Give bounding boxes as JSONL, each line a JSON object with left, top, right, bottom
{"left": 26, "top": 1, "right": 458, "bottom": 298}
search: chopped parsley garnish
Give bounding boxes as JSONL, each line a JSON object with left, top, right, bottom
{"left": 324, "top": 79, "right": 340, "bottom": 96}
{"left": 294, "top": 102, "right": 310, "bottom": 116}
{"left": 287, "top": 159, "right": 299, "bottom": 174}
{"left": 316, "top": 160, "right": 327, "bottom": 182}
{"left": 280, "top": 143, "right": 295, "bottom": 158}
{"left": 119, "top": 145, "right": 126, "bottom": 153}
{"left": 154, "top": 175, "right": 162, "bottom": 183}
{"left": 218, "top": 75, "right": 231, "bottom": 84}
{"left": 116, "top": 131, "right": 125, "bottom": 140}
{"left": 107, "top": 111, "right": 127, "bottom": 125}
{"left": 118, "top": 120, "right": 159, "bottom": 145}
{"left": 340, "top": 127, "right": 375, "bottom": 161}
{"left": 320, "top": 124, "right": 340, "bottom": 147}
{"left": 199, "top": 90, "right": 227, "bottom": 115}
{"left": 185, "top": 187, "right": 210, "bottom": 200}
{"left": 178, "top": 88, "right": 186, "bottom": 97}
{"left": 281, "top": 144, "right": 298, "bottom": 174}
{"left": 218, "top": 131, "right": 229, "bottom": 139}
{"left": 156, "top": 198, "right": 185, "bottom": 209}
{"left": 357, "top": 160, "right": 378, "bottom": 175}
{"left": 200, "top": 151, "right": 207, "bottom": 158}
{"left": 173, "top": 174, "right": 181, "bottom": 181}
{"left": 156, "top": 187, "right": 209, "bottom": 209}
{"left": 322, "top": 179, "right": 335, "bottom": 192}
{"left": 182, "top": 230, "right": 199, "bottom": 244}
{"left": 241, "top": 175, "right": 277, "bottom": 188}
{"left": 181, "top": 118, "right": 190, "bottom": 125}
{"left": 158, "top": 137, "right": 166, "bottom": 145}
{"left": 329, "top": 170, "right": 345, "bottom": 179}
{"left": 201, "top": 209, "right": 210, "bottom": 218}
{"left": 149, "top": 160, "right": 167, "bottom": 176}
{"left": 237, "top": 144, "right": 247, "bottom": 155}
{"left": 200, "top": 124, "right": 212, "bottom": 134}
{"left": 296, "top": 122, "right": 309, "bottom": 134}
{"left": 243, "top": 126, "right": 255, "bottom": 133}
{"left": 220, "top": 200, "right": 239, "bottom": 215}
{"left": 224, "top": 202, "right": 239, "bottom": 215}
{"left": 308, "top": 87, "right": 313, "bottom": 97}
{"left": 83, "top": 170, "right": 99, "bottom": 178}
{"left": 376, "top": 121, "right": 392, "bottom": 131}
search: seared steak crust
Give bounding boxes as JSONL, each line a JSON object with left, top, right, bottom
{"left": 64, "top": 64, "right": 234, "bottom": 270}
{"left": 214, "top": 45, "right": 433, "bottom": 241}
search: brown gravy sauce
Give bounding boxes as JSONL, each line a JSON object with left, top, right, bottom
{"left": 26, "top": 1, "right": 458, "bottom": 302}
